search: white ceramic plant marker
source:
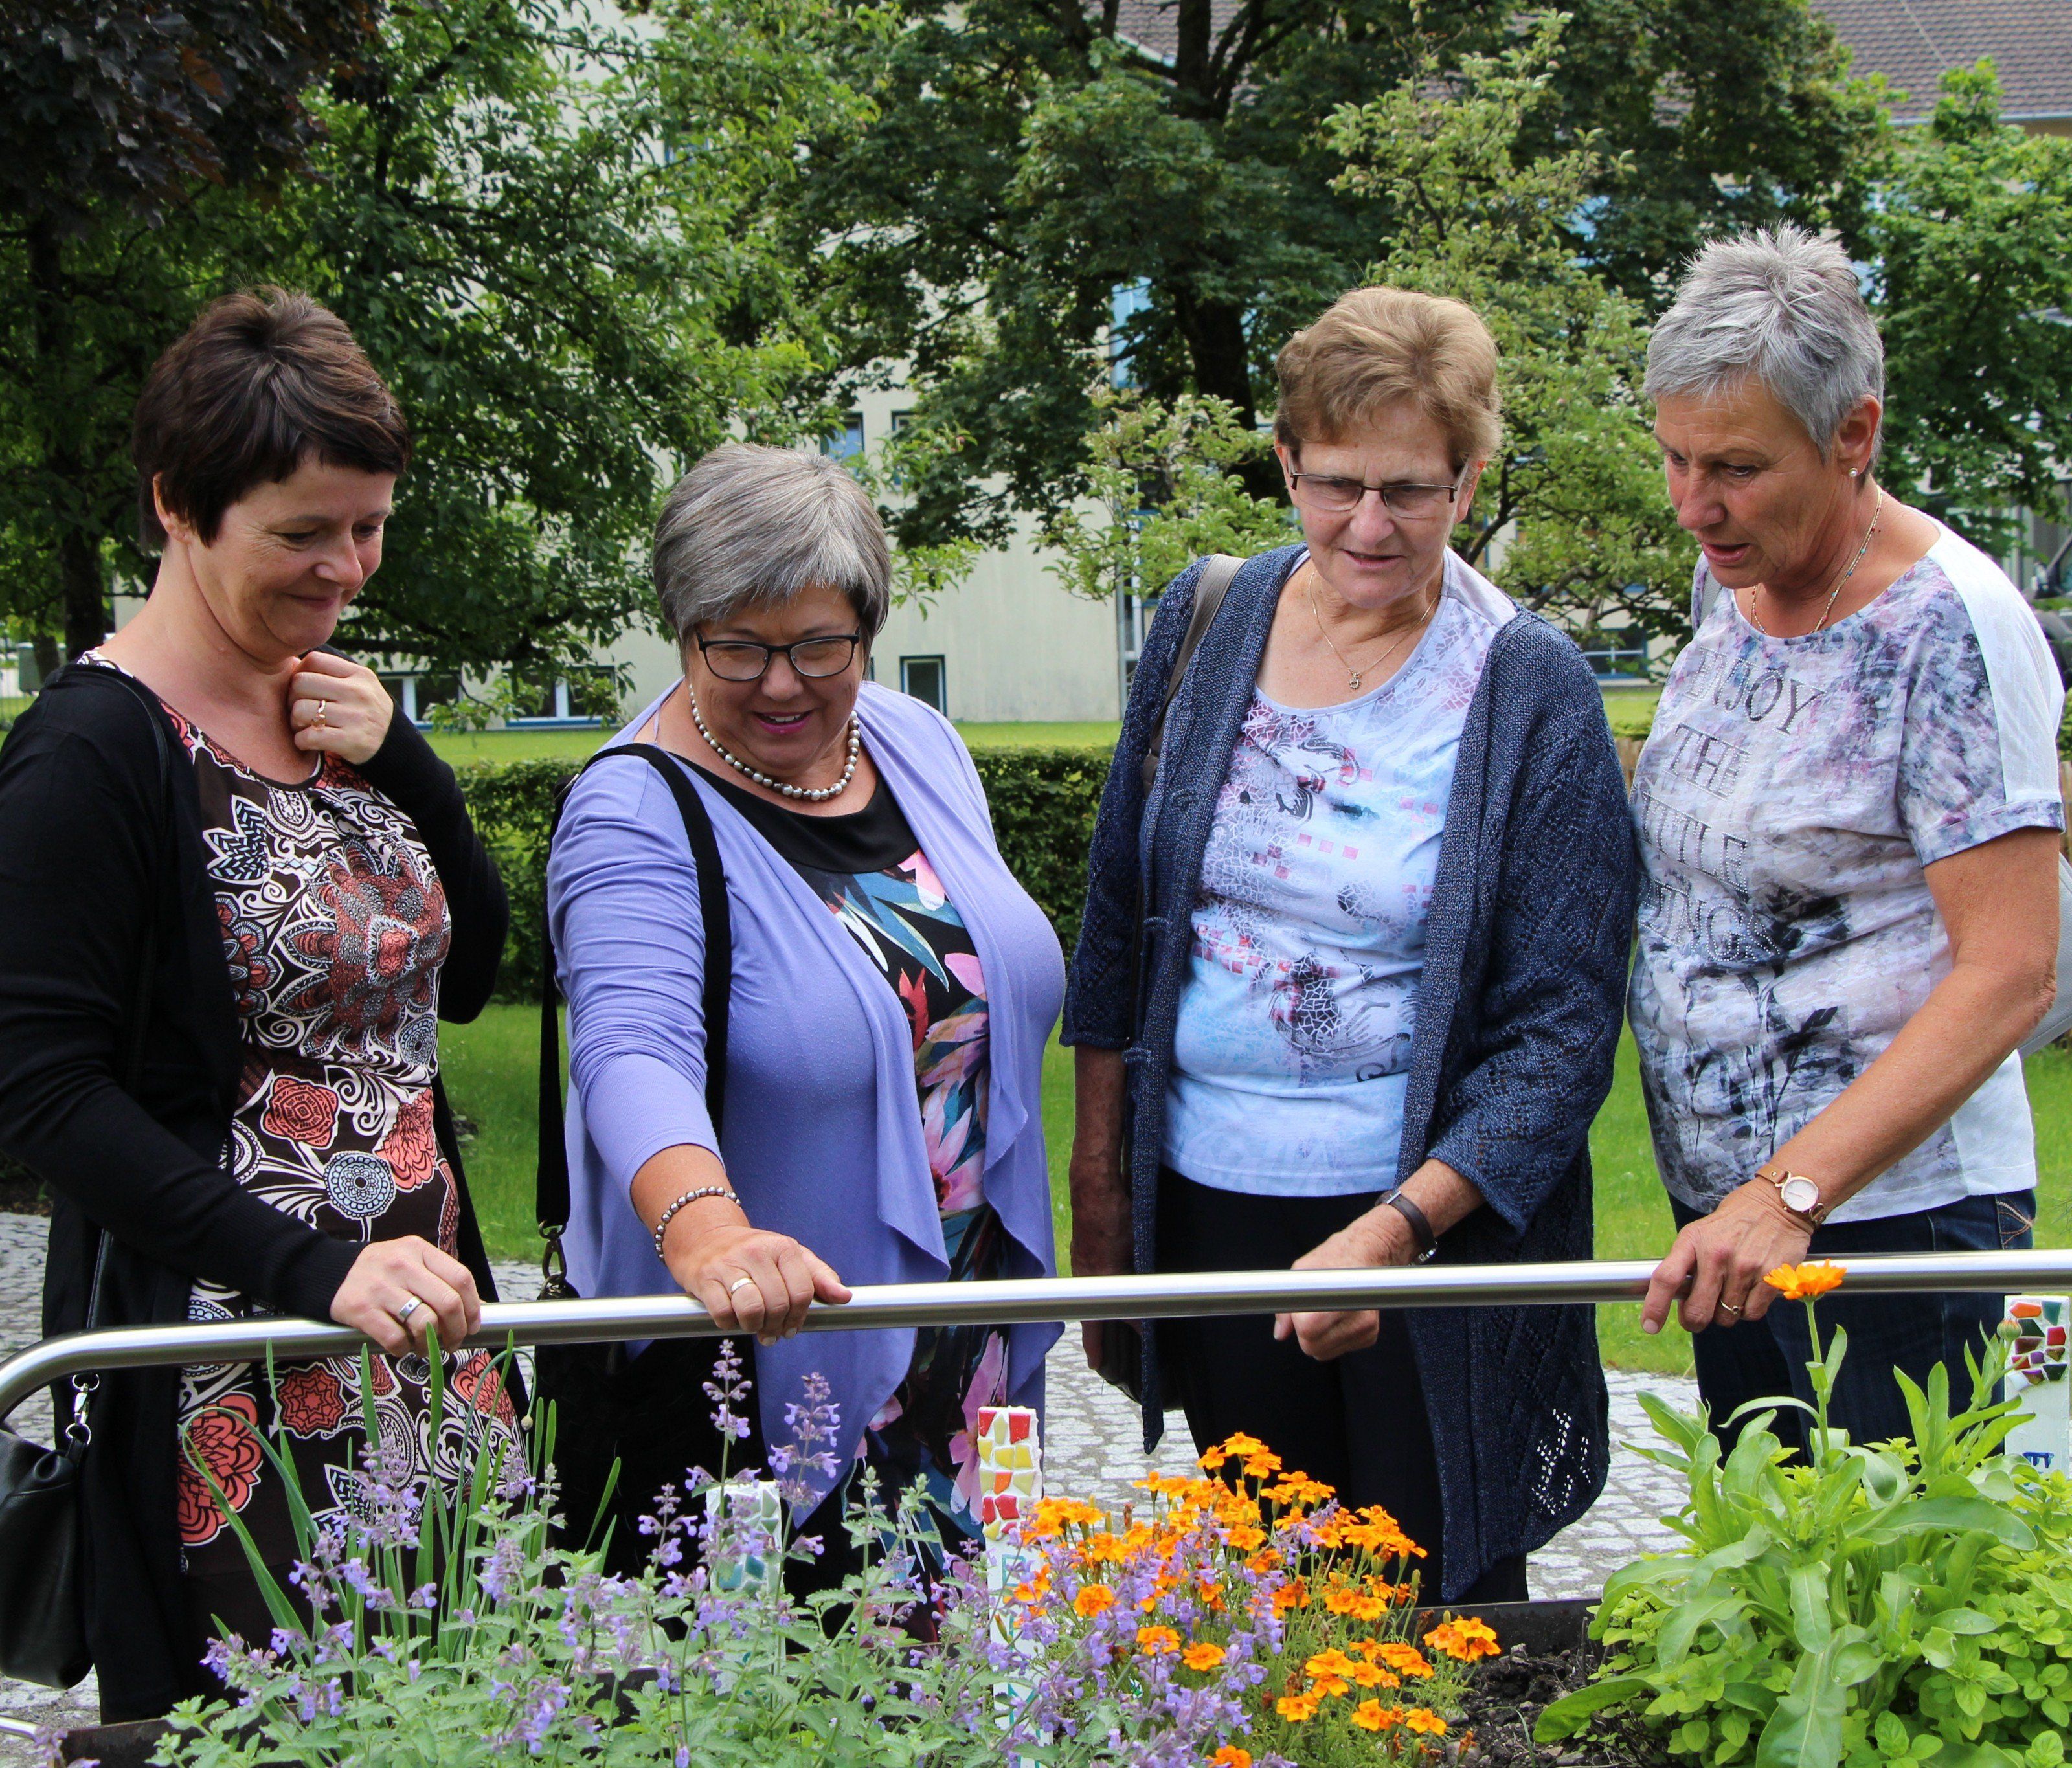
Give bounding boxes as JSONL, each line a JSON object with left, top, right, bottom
{"left": 703, "top": 1477, "right": 786, "bottom": 1596}
{"left": 978, "top": 1405, "right": 1042, "bottom": 1748}
{"left": 2000, "top": 1295, "right": 2071, "bottom": 1475}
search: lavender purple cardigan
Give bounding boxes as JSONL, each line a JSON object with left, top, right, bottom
{"left": 546, "top": 684, "right": 1066, "bottom": 1508}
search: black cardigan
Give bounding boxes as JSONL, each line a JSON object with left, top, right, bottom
{"left": 0, "top": 663, "right": 510, "bottom": 1719}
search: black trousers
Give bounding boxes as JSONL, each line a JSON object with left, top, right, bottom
{"left": 1157, "top": 1169, "right": 1527, "bottom": 1604}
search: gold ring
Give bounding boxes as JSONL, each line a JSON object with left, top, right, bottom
{"left": 315, "top": 700, "right": 328, "bottom": 728}
{"left": 727, "top": 1275, "right": 755, "bottom": 1296}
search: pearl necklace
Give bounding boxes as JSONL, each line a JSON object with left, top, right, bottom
{"left": 687, "top": 691, "right": 861, "bottom": 803}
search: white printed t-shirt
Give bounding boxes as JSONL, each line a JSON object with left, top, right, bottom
{"left": 1164, "top": 553, "right": 1515, "bottom": 1195}
{"left": 1628, "top": 522, "right": 2064, "bottom": 1222}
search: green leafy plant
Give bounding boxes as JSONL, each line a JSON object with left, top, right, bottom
{"left": 1538, "top": 1264, "right": 2072, "bottom": 1767}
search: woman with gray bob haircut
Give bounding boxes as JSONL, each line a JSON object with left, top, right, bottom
{"left": 546, "top": 440, "right": 1067, "bottom": 1592}
{"left": 1630, "top": 225, "right": 2064, "bottom": 1453}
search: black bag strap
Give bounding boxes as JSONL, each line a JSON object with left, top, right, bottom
{"left": 535, "top": 744, "right": 732, "bottom": 1294}
{"left": 1128, "top": 554, "right": 1244, "bottom": 1035}
{"left": 1138, "top": 553, "right": 1244, "bottom": 794}
{"left": 53, "top": 663, "right": 175, "bottom": 1450}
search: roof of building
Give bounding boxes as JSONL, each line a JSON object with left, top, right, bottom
{"left": 1102, "top": 2, "right": 2072, "bottom": 126}
{"left": 1810, "top": 2, "right": 2069, "bottom": 123}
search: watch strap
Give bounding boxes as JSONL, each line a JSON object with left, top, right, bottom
{"left": 1757, "top": 1164, "right": 1830, "bottom": 1225}
{"left": 1381, "top": 1189, "right": 1438, "bottom": 1262}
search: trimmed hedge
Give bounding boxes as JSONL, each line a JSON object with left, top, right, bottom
{"left": 458, "top": 744, "right": 1113, "bottom": 1002}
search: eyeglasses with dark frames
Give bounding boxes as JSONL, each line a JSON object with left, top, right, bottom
{"left": 1287, "top": 472, "right": 1465, "bottom": 519}
{"left": 695, "top": 632, "right": 864, "bottom": 682}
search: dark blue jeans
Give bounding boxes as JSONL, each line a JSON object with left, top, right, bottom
{"left": 1669, "top": 1190, "right": 2035, "bottom": 1456}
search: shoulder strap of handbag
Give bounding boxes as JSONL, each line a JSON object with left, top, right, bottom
{"left": 535, "top": 743, "right": 732, "bottom": 1296}
{"left": 58, "top": 663, "right": 174, "bottom": 1448}
{"left": 1139, "top": 554, "right": 1244, "bottom": 794}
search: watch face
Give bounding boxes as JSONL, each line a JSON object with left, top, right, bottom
{"left": 1781, "top": 1176, "right": 1821, "bottom": 1215}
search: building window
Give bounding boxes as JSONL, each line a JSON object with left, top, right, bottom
{"left": 900, "top": 655, "right": 946, "bottom": 713}
{"left": 1576, "top": 631, "right": 1649, "bottom": 684}
{"left": 822, "top": 411, "right": 866, "bottom": 462}
{"left": 377, "top": 671, "right": 462, "bottom": 727}
{"left": 507, "top": 665, "right": 611, "bottom": 727}
{"left": 1110, "top": 281, "right": 1152, "bottom": 388}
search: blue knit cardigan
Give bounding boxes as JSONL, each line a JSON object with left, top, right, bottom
{"left": 1064, "top": 544, "right": 1639, "bottom": 1598}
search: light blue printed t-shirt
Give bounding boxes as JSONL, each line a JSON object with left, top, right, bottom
{"left": 1164, "top": 554, "right": 1513, "bottom": 1195}
{"left": 1629, "top": 522, "right": 2066, "bottom": 1223}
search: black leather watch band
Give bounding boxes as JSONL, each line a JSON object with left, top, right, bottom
{"left": 1380, "top": 1189, "right": 1438, "bottom": 1262}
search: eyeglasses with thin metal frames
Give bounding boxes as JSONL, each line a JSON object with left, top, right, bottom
{"left": 694, "top": 632, "right": 864, "bottom": 682}
{"left": 1286, "top": 472, "right": 1466, "bottom": 519}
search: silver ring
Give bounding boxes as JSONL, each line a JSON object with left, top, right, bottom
{"left": 395, "top": 1295, "right": 423, "bottom": 1323}
{"left": 727, "top": 1275, "right": 755, "bottom": 1296}
{"left": 1718, "top": 1300, "right": 1743, "bottom": 1317}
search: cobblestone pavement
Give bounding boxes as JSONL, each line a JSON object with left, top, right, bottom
{"left": 1, "top": 1218, "right": 1695, "bottom": 1754}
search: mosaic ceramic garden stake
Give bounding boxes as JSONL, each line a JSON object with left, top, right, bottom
{"left": 2000, "top": 1295, "right": 2071, "bottom": 1475}
{"left": 703, "top": 1477, "right": 785, "bottom": 1596}
{"left": 978, "top": 1404, "right": 1042, "bottom": 1745}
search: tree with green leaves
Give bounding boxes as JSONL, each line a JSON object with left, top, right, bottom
{"left": 1046, "top": 16, "right": 1695, "bottom": 643}
{"left": 793, "top": 0, "right": 1887, "bottom": 558}
{"left": 0, "top": 0, "right": 377, "bottom": 661}
{"left": 1, "top": 0, "right": 866, "bottom": 685}
{"left": 1869, "top": 62, "right": 2072, "bottom": 555}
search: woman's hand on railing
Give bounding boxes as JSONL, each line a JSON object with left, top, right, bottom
{"left": 1274, "top": 1212, "right": 1415, "bottom": 1361}
{"left": 330, "top": 1236, "right": 482, "bottom": 1356}
{"left": 664, "top": 1218, "right": 851, "bottom": 1347}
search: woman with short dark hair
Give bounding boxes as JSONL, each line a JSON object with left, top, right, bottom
{"left": 0, "top": 287, "right": 515, "bottom": 1717}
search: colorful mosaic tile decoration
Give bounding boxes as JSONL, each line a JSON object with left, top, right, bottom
{"left": 976, "top": 1403, "right": 1042, "bottom": 1543}
{"left": 2001, "top": 1294, "right": 2070, "bottom": 1475}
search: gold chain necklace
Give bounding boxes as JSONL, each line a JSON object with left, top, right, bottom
{"left": 1746, "top": 487, "right": 1886, "bottom": 637}
{"left": 1307, "top": 579, "right": 1437, "bottom": 693}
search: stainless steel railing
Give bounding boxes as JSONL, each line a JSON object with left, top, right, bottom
{"left": 6, "top": 1249, "right": 2071, "bottom": 1426}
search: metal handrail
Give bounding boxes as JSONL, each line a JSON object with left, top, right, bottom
{"left": 6, "top": 1249, "right": 2071, "bottom": 1427}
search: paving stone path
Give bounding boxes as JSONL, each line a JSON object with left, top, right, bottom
{"left": 1, "top": 1214, "right": 1695, "bottom": 1756}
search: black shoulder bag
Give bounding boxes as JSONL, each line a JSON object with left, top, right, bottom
{"left": 0, "top": 667, "right": 171, "bottom": 1687}
{"left": 1091, "top": 552, "right": 1244, "bottom": 1409}
{"left": 530, "top": 744, "right": 736, "bottom": 1571}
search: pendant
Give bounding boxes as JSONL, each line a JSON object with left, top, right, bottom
{"left": 1347, "top": 671, "right": 1362, "bottom": 691}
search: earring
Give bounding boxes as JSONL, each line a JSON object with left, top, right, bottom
{"left": 1849, "top": 468, "right": 1860, "bottom": 478}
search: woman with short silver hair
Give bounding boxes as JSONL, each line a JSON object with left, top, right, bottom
{"left": 1631, "top": 227, "right": 2064, "bottom": 1452}
{"left": 546, "top": 442, "right": 1065, "bottom": 1583}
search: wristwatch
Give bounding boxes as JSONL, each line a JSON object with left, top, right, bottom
{"left": 1756, "top": 1164, "right": 1829, "bottom": 1226}
{"left": 1379, "top": 1189, "right": 1439, "bottom": 1264}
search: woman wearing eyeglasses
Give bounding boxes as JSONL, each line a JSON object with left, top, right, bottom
{"left": 546, "top": 442, "right": 1064, "bottom": 1582}
{"left": 1065, "top": 287, "right": 1636, "bottom": 1604}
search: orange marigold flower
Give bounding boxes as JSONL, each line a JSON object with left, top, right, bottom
{"left": 1404, "top": 1709, "right": 1447, "bottom": 1736}
{"left": 1197, "top": 1578, "right": 1226, "bottom": 1611}
{"left": 1074, "top": 1583, "right": 1116, "bottom": 1617}
{"left": 1370, "top": 1641, "right": 1434, "bottom": 1677}
{"left": 1137, "top": 1626, "right": 1181, "bottom": 1657}
{"left": 1323, "top": 1588, "right": 1360, "bottom": 1616}
{"left": 1310, "top": 1675, "right": 1351, "bottom": 1699}
{"left": 1305, "top": 1649, "right": 1359, "bottom": 1679}
{"left": 1350, "top": 1662, "right": 1399, "bottom": 1690}
{"left": 1424, "top": 1616, "right": 1500, "bottom": 1662}
{"left": 1210, "top": 1750, "right": 1252, "bottom": 1768}
{"left": 1765, "top": 1260, "right": 1846, "bottom": 1302}
{"left": 1182, "top": 1642, "right": 1227, "bottom": 1672}
{"left": 1274, "top": 1692, "right": 1320, "bottom": 1723}
{"left": 1351, "top": 1701, "right": 1402, "bottom": 1733}
{"left": 1348, "top": 1595, "right": 1389, "bottom": 1622}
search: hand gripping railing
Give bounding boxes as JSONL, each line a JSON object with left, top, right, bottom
{"left": 6, "top": 1249, "right": 2072, "bottom": 1427}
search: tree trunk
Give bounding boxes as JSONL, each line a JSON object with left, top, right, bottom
{"left": 60, "top": 527, "right": 109, "bottom": 658}
{"left": 1172, "top": 290, "right": 1281, "bottom": 501}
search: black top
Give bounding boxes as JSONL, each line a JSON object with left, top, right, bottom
{"left": 0, "top": 663, "right": 509, "bottom": 1719}
{"left": 690, "top": 761, "right": 919, "bottom": 874}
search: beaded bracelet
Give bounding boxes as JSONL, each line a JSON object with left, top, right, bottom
{"left": 651, "top": 1185, "right": 743, "bottom": 1259}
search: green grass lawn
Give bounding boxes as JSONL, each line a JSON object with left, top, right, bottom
{"left": 447, "top": 1009, "right": 2069, "bottom": 1369}
{"left": 425, "top": 684, "right": 1652, "bottom": 769}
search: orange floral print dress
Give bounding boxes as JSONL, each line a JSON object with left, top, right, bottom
{"left": 80, "top": 662, "right": 521, "bottom": 1637}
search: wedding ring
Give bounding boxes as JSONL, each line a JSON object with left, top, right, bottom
{"left": 1718, "top": 1300, "right": 1743, "bottom": 1317}
{"left": 315, "top": 699, "right": 328, "bottom": 728}
{"left": 395, "top": 1295, "right": 423, "bottom": 1323}
{"left": 727, "top": 1275, "right": 755, "bottom": 1297}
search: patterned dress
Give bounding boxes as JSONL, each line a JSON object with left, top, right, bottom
{"left": 698, "top": 766, "right": 1003, "bottom": 1564}
{"left": 83, "top": 656, "right": 520, "bottom": 1640}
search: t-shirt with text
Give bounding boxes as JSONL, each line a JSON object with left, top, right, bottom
{"left": 1628, "top": 524, "right": 2064, "bottom": 1222}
